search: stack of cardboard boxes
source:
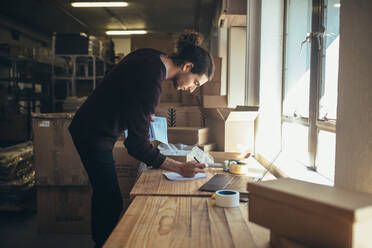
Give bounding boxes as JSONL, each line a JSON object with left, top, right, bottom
{"left": 32, "top": 113, "right": 140, "bottom": 234}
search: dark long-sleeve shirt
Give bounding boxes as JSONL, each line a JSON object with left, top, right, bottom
{"left": 69, "top": 48, "right": 167, "bottom": 168}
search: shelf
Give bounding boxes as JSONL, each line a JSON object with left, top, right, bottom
{"left": 0, "top": 77, "right": 48, "bottom": 83}
{"left": 53, "top": 76, "right": 104, "bottom": 80}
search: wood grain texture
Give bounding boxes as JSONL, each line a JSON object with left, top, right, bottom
{"left": 130, "top": 168, "right": 266, "bottom": 198}
{"left": 104, "top": 196, "right": 270, "bottom": 248}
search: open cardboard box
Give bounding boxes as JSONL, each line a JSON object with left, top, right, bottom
{"left": 204, "top": 106, "right": 259, "bottom": 152}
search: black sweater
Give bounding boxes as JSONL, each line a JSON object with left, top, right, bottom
{"left": 69, "top": 48, "right": 167, "bottom": 168}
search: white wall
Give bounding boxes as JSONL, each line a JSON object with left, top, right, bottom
{"left": 227, "top": 27, "right": 246, "bottom": 108}
{"left": 334, "top": 0, "right": 372, "bottom": 193}
{"left": 217, "top": 27, "right": 228, "bottom": 96}
{"left": 112, "top": 37, "right": 131, "bottom": 56}
{"left": 255, "top": 0, "right": 284, "bottom": 161}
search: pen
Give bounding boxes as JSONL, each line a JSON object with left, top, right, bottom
{"left": 193, "top": 156, "right": 200, "bottom": 163}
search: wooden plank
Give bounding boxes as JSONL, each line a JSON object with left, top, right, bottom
{"left": 104, "top": 196, "right": 270, "bottom": 248}
{"left": 130, "top": 169, "right": 213, "bottom": 198}
{"left": 130, "top": 168, "right": 261, "bottom": 198}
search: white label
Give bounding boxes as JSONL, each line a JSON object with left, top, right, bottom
{"left": 39, "top": 121, "right": 50, "bottom": 127}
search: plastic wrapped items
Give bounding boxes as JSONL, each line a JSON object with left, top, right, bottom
{"left": 0, "top": 141, "right": 34, "bottom": 181}
{"left": 0, "top": 141, "right": 35, "bottom": 211}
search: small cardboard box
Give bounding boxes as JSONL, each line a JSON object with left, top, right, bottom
{"left": 167, "top": 154, "right": 193, "bottom": 163}
{"left": 32, "top": 113, "right": 89, "bottom": 186}
{"left": 248, "top": 178, "right": 372, "bottom": 248}
{"left": 198, "top": 143, "right": 216, "bottom": 152}
{"left": 155, "top": 105, "right": 204, "bottom": 127}
{"left": 203, "top": 95, "right": 227, "bottom": 108}
{"left": 204, "top": 107, "right": 258, "bottom": 152}
{"left": 207, "top": 151, "right": 242, "bottom": 162}
{"left": 131, "top": 32, "right": 176, "bottom": 55}
{"left": 161, "top": 80, "right": 181, "bottom": 103}
{"left": 168, "top": 127, "right": 209, "bottom": 145}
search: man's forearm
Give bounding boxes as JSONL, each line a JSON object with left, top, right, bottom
{"left": 160, "top": 157, "right": 182, "bottom": 174}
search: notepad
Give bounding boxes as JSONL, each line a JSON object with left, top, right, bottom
{"left": 163, "top": 172, "right": 207, "bottom": 181}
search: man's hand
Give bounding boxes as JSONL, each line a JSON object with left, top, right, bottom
{"left": 160, "top": 157, "right": 207, "bottom": 177}
{"left": 150, "top": 114, "right": 155, "bottom": 122}
{"left": 179, "top": 161, "right": 207, "bottom": 177}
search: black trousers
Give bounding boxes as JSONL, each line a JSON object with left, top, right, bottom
{"left": 73, "top": 143, "right": 123, "bottom": 248}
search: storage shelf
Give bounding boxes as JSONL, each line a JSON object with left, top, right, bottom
{"left": 53, "top": 76, "right": 104, "bottom": 80}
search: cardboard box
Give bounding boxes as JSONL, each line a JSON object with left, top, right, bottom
{"left": 180, "top": 90, "right": 201, "bottom": 106}
{"left": 38, "top": 165, "right": 138, "bottom": 234}
{"left": 161, "top": 80, "right": 181, "bottom": 103}
{"left": 168, "top": 127, "right": 209, "bottom": 145}
{"left": 198, "top": 143, "right": 216, "bottom": 152}
{"left": 203, "top": 57, "right": 222, "bottom": 95}
{"left": 167, "top": 154, "right": 193, "bottom": 163}
{"left": 37, "top": 186, "right": 91, "bottom": 234}
{"left": 131, "top": 32, "right": 176, "bottom": 55}
{"left": 248, "top": 178, "right": 372, "bottom": 248}
{"left": 155, "top": 106, "right": 204, "bottom": 127}
{"left": 112, "top": 142, "right": 141, "bottom": 167}
{"left": 203, "top": 95, "right": 227, "bottom": 108}
{"left": 207, "top": 151, "right": 242, "bottom": 162}
{"left": 204, "top": 108, "right": 258, "bottom": 152}
{"left": 32, "top": 113, "right": 89, "bottom": 186}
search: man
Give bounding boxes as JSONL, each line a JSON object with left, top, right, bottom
{"left": 69, "top": 31, "right": 214, "bottom": 247}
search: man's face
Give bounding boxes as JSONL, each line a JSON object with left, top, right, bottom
{"left": 172, "top": 63, "right": 209, "bottom": 93}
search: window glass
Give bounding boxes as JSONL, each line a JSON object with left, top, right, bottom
{"left": 283, "top": 0, "right": 312, "bottom": 117}
{"left": 319, "top": 0, "right": 340, "bottom": 120}
{"left": 282, "top": 122, "right": 310, "bottom": 166}
{"left": 316, "top": 130, "right": 336, "bottom": 181}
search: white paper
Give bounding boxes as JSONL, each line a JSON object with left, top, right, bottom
{"left": 190, "top": 146, "right": 214, "bottom": 164}
{"left": 163, "top": 172, "right": 207, "bottom": 181}
{"left": 124, "top": 116, "right": 168, "bottom": 144}
{"left": 150, "top": 116, "right": 168, "bottom": 144}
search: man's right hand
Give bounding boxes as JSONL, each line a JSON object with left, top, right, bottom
{"left": 160, "top": 157, "right": 207, "bottom": 177}
{"left": 179, "top": 161, "right": 207, "bottom": 177}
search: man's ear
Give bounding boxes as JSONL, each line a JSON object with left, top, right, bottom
{"left": 182, "top": 62, "right": 194, "bottom": 72}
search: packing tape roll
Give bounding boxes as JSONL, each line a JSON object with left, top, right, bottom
{"left": 215, "top": 190, "right": 240, "bottom": 207}
{"left": 229, "top": 163, "right": 248, "bottom": 175}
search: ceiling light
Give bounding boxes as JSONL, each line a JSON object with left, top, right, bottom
{"left": 106, "top": 30, "right": 148, "bottom": 35}
{"left": 333, "top": 3, "right": 341, "bottom": 8}
{"left": 71, "top": 2, "right": 129, "bottom": 7}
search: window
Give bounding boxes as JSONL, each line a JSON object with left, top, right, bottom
{"left": 282, "top": 0, "right": 340, "bottom": 181}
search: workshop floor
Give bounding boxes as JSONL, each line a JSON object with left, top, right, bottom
{"left": 0, "top": 211, "right": 94, "bottom": 248}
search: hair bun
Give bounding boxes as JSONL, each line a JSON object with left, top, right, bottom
{"left": 176, "top": 30, "right": 204, "bottom": 52}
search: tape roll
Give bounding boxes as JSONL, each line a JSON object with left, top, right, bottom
{"left": 229, "top": 163, "right": 248, "bottom": 175}
{"left": 215, "top": 190, "right": 240, "bottom": 207}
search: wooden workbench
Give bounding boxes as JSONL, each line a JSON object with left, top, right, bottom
{"left": 103, "top": 196, "right": 270, "bottom": 248}
{"left": 130, "top": 157, "right": 275, "bottom": 199}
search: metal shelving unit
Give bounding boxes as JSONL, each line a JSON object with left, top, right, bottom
{"left": 0, "top": 55, "right": 52, "bottom": 142}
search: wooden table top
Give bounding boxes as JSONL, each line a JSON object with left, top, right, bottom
{"left": 130, "top": 157, "right": 275, "bottom": 198}
{"left": 103, "top": 196, "right": 270, "bottom": 248}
